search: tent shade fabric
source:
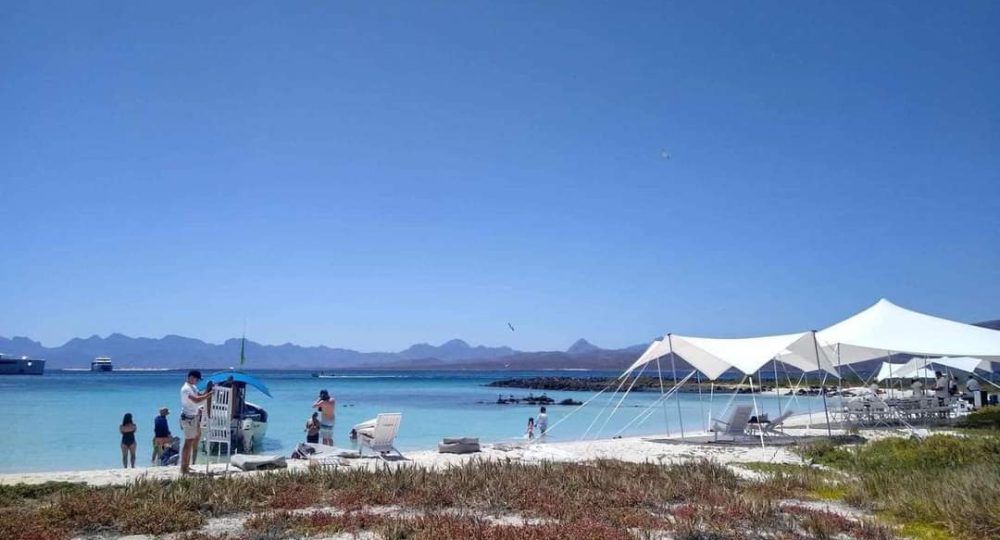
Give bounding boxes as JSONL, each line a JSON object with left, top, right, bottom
{"left": 874, "top": 362, "right": 936, "bottom": 382}
{"left": 624, "top": 332, "right": 840, "bottom": 381}
{"left": 818, "top": 299, "right": 1000, "bottom": 364}
{"left": 892, "top": 356, "right": 992, "bottom": 380}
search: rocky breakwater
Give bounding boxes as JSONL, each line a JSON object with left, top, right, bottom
{"left": 486, "top": 376, "right": 784, "bottom": 394}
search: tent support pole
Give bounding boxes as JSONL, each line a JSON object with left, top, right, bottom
{"left": 708, "top": 381, "right": 715, "bottom": 431}
{"left": 812, "top": 330, "right": 833, "bottom": 437}
{"left": 772, "top": 359, "right": 783, "bottom": 415}
{"left": 655, "top": 353, "right": 669, "bottom": 435}
{"left": 696, "top": 370, "right": 705, "bottom": 432}
{"left": 748, "top": 375, "right": 765, "bottom": 450}
{"left": 667, "top": 334, "right": 685, "bottom": 439}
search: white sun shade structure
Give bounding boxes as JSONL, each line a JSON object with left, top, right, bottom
{"left": 892, "top": 356, "right": 992, "bottom": 379}
{"left": 817, "top": 299, "right": 1000, "bottom": 364}
{"left": 873, "top": 361, "right": 936, "bottom": 382}
{"left": 623, "top": 331, "right": 840, "bottom": 381}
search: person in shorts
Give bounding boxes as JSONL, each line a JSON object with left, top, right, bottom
{"left": 179, "top": 370, "right": 212, "bottom": 474}
{"left": 312, "top": 389, "right": 336, "bottom": 446}
{"left": 152, "top": 407, "right": 172, "bottom": 465}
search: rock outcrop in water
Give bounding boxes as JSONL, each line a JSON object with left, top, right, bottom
{"left": 486, "top": 376, "right": 791, "bottom": 394}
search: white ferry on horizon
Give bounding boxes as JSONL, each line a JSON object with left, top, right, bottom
{"left": 0, "top": 353, "right": 45, "bottom": 375}
{"left": 91, "top": 356, "right": 113, "bottom": 372}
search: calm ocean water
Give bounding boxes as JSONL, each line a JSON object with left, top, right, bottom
{"left": 0, "top": 369, "right": 830, "bottom": 473}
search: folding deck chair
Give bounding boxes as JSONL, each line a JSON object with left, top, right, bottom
{"left": 711, "top": 405, "right": 753, "bottom": 442}
{"left": 356, "top": 413, "right": 405, "bottom": 461}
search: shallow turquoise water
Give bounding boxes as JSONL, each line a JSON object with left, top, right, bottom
{"left": 0, "top": 370, "right": 830, "bottom": 473}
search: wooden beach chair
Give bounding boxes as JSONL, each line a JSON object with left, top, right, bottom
{"left": 357, "top": 413, "right": 405, "bottom": 461}
{"left": 711, "top": 405, "right": 753, "bottom": 442}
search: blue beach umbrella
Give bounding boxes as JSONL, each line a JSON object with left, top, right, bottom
{"left": 198, "top": 371, "right": 272, "bottom": 398}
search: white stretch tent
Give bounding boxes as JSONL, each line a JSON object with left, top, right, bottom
{"left": 623, "top": 332, "right": 840, "bottom": 381}
{"left": 817, "top": 299, "right": 1000, "bottom": 364}
{"left": 874, "top": 362, "right": 935, "bottom": 382}
{"left": 892, "top": 356, "right": 992, "bottom": 379}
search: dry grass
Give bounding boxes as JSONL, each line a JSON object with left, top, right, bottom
{"left": 0, "top": 459, "right": 897, "bottom": 540}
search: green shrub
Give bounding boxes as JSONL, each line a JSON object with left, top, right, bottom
{"left": 957, "top": 406, "right": 1000, "bottom": 430}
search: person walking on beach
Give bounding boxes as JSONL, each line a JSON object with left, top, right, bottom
{"left": 179, "top": 370, "right": 212, "bottom": 474}
{"left": 152, "top": 407, "right": 172, "bottom": 465}
{"left": 526, "top": 417, "right": 535, "bottom": 439}
{"left": 120, "top": 413, "right": 137, "bottom": 468}
{"left": 537, "top": 407, "right": 548, "bottom": 436}
{"left": 312, "top": 389, "right": 335, "bottom": 446}
{"left": 305, "top": 412, "right": 320, "bottom": 444}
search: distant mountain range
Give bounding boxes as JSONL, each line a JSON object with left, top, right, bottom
{"left": 0, "top": 333, "right": 645, "bottom": 371}
{"left": 3, "top": 318, "right": 996, "bottom": 371}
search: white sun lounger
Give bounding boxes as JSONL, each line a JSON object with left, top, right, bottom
{"left": 711, "top": 405, "right": 753, "bottom": 442}
{"left": 356, "top": 413, "right": 404, "bottom": 461}
{"left": 758, "top": 409, "right": 794, "bottom": 437}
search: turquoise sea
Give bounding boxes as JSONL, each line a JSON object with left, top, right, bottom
{"left": 0, "top": 370, "right": 831, "bottom": 473}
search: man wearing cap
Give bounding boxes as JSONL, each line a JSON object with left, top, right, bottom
{"left": 179, "top": 370, "right": 212, "bottom": 474}
{"left": 152, "top": 406, "right": 172, "bottom": 465}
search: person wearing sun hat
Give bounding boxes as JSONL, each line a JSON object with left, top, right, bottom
{"left": 151, "top": 406, "right": 172, "bottom": 465}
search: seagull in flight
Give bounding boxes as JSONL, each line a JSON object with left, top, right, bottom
{"left": 507, "top": 322, "right": 515, "bottom": 332}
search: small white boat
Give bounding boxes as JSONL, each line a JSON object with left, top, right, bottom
{"left": 200, "top": 371, "right": 270, "bottom": 453}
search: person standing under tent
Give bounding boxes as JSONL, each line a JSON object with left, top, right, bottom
{"left": 312, "top": 389, "right": 335, "bottom": 446}
{"left": 948, "top": 374, "right": 959, "bottom": 396}
{"left": 909, "top": 378, "right": 923, "bottom": 397}
{"left": 965, "top": 376, "right": 982, "bottom": 408}
{"left": 934, "top": 371, "right": 949, "bottom": 400}
{"left": 179, "top": 370, "right": 212, "bottom": 475}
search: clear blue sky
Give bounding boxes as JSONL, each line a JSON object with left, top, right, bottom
{"left": 2, "top": 2, "right": 998, "bottom": 351}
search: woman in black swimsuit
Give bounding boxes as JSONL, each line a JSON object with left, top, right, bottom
{"left": 120, "top": 413, "right": 137, "bottom": 468}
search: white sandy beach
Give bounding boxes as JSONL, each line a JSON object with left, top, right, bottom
{"left": 0, "top": 423, "right": 842, "bottom": 487}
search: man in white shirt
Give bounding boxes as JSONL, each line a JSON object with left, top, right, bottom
{"left": 966, "top": 376, "right": 981, "bottom": 394}
{"left": 934, "top": 371, "right": 949, "bottom": 404}
{"left": 179, "top": 370, "right": 212, "bottom": 474}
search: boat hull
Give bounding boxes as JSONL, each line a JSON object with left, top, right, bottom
{"left": 0, "top": 358, "right": 45, "bottom": 375}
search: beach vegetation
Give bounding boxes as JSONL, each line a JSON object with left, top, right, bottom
{"left": 795, "top": 432, "right": 1000, "bottom": 539}
{"left": 0, "top": 458, "right": 900, "bottom": 539}
{"left": 955, "top": 405, "right": 1000, "bottom": 430}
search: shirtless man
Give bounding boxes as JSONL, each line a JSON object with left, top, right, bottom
{"left": 312, "top": 389, "right": 335, "bottom": 446}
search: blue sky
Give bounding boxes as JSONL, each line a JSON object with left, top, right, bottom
{"left": 2, "top": 2, "right": 998, "bottom": 351}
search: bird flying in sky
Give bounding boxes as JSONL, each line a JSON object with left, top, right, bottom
{"left": 507, "top": 322, "right": 515, "bottom": 332}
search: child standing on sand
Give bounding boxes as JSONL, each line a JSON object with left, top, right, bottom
{"left": 526, "top": 417, "right": 535, "bottom": 439}
{"left": 305, "top": 412, "right": 320, "bottom": 444}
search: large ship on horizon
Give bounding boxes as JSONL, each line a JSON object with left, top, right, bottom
{"left": 0, "top": 353, "right": 45, "bottom": 375}
{"left": 91, "top": 356, "right": 113, "bottom": 372}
